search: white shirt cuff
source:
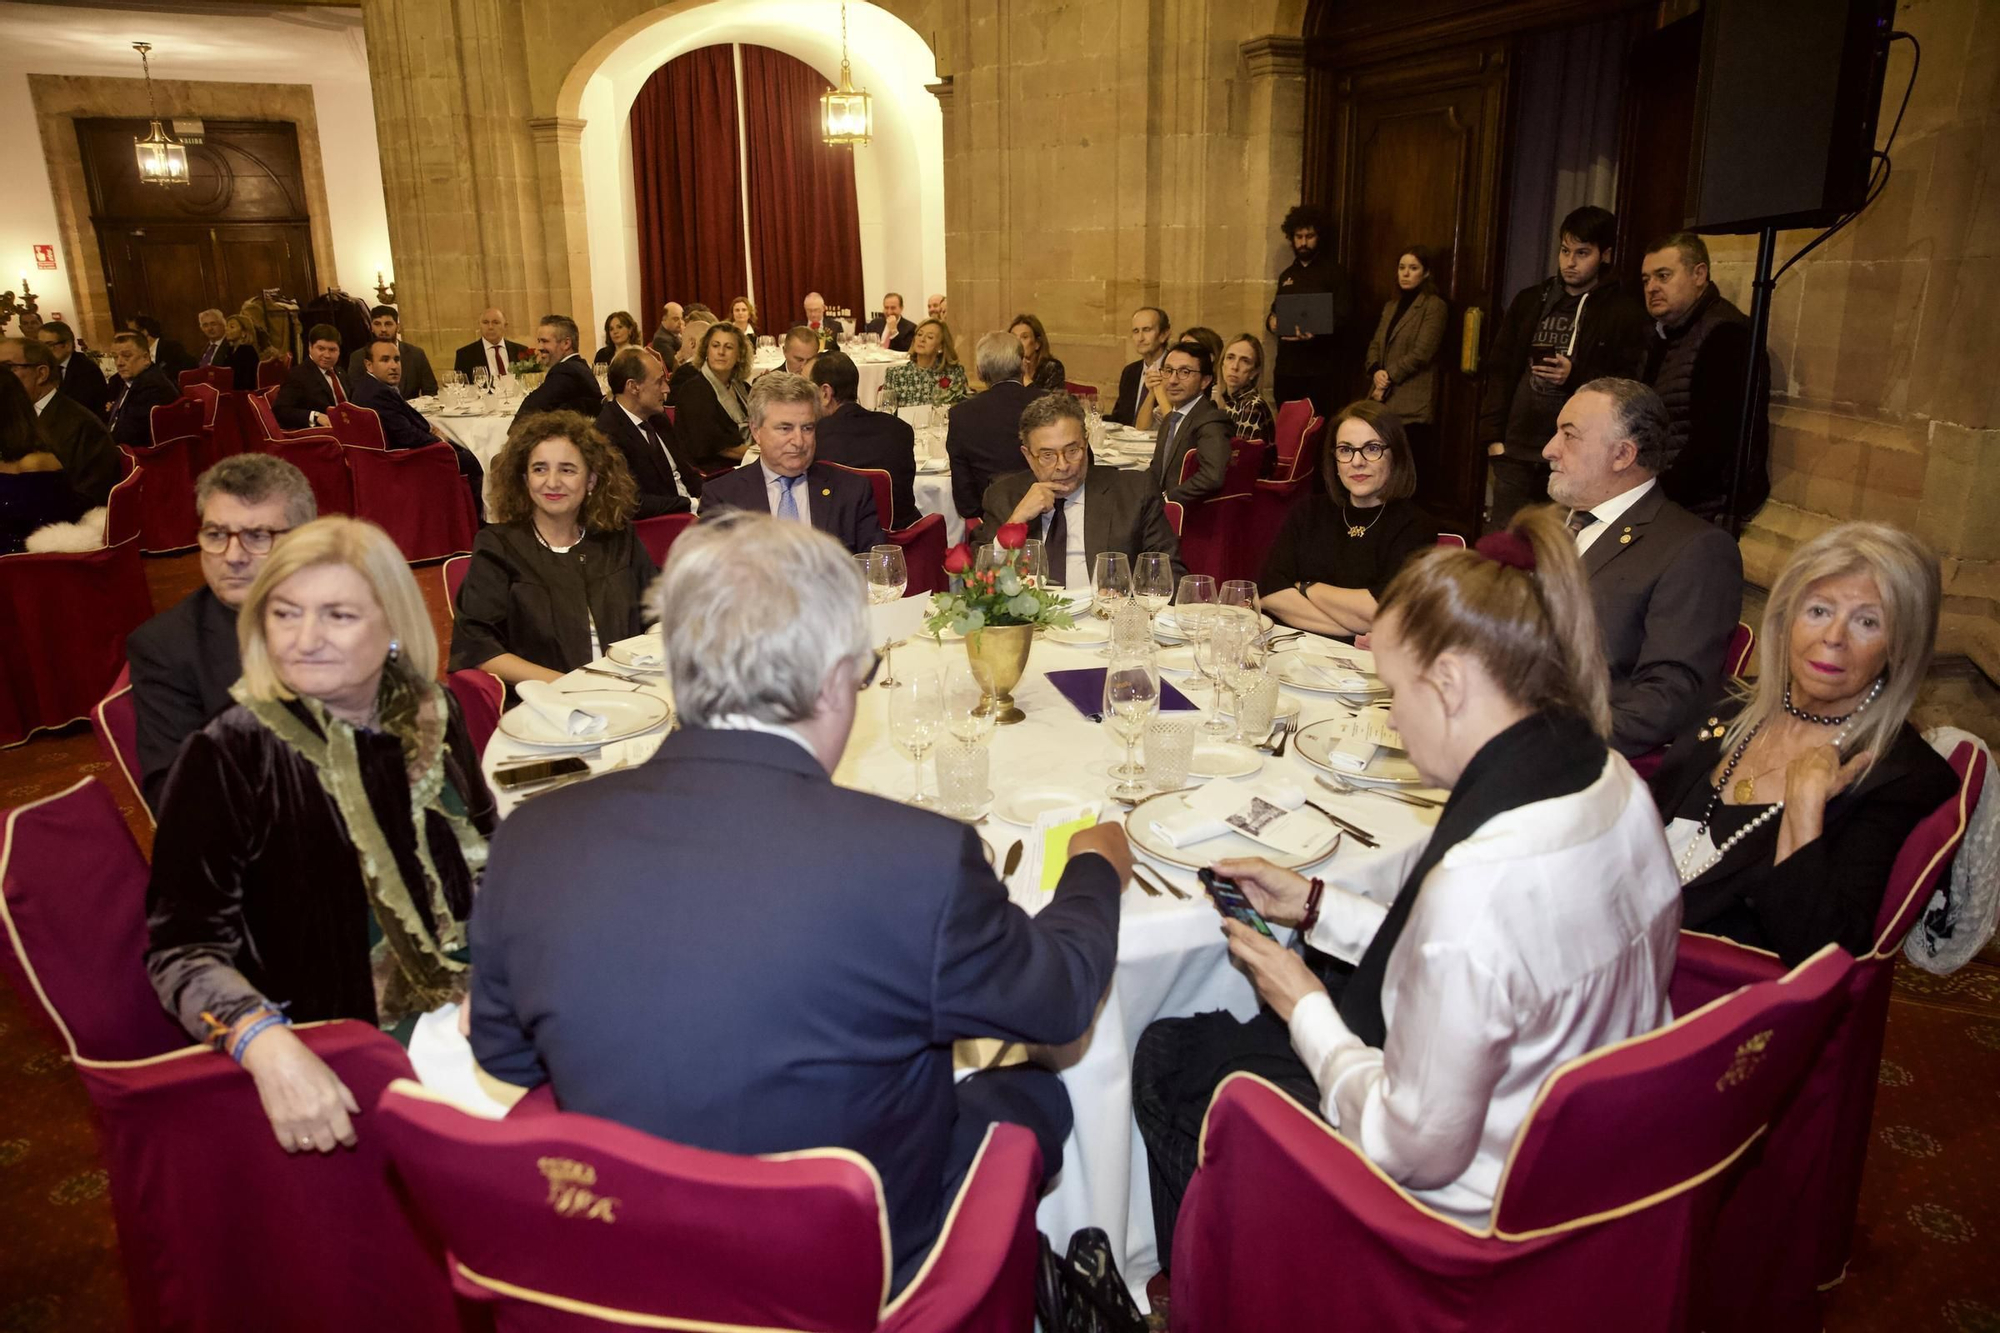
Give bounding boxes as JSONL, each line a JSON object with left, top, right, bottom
{"left": 1287, "top": 990, "right": 1367, "bottom": 1120}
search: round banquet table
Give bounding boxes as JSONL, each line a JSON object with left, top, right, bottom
{"left": 909, "top": 420, "right": 1158, "bottom": 547}
{"left": 454, "top": 598, "right": 1433, "bottom": 1311}
{"left": 751, "top": 343, "right": 907, "bottom": 408}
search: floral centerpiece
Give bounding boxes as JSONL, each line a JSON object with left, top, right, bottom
{"left": 923, "top": 523, "right": 1073, "bottom": 724}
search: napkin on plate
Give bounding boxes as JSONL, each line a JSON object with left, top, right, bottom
{"left": 516, "top": 681, "right": 609, "bottom": 737}
{"left": 1326, "top": 711, "right": 1403, "bottom": 771}
{"left": 608, "top": 634, "right": 663, "bottom": 668}
{"left": 1287, "top": 653, "right": 1373, "bottom": 691}
{"left": 1150, "top": 777, "right": 1331, "bottom": 858}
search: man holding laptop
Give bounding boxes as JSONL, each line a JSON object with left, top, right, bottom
{"left": 1267, "top": 203, "right": 1352, "bottom": 416}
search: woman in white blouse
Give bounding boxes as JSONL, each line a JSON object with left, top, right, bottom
{"left": 1134, "top": 506, "right": 1682, "bottom": 1253}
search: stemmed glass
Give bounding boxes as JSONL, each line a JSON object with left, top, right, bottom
{"left": 944, "top": 662, "right": 996, "bottom": 743}
{"left": 1134, "top": 552, "right": 1175, "bottom": 632}
{"left": 1104, "top": 648, "right": 1160, "bottom": 803}
{"left": 1216, "top": 618, "right": 1267, "bottom": 742}
{"left": 1175, "top": 574, "right": 1218, "bottom": 695}
{"left": 1220, "top": 579, "right": 1259, "bottom": 616}
{"left": 1196, "top": 612, "right": 1255, "bottom": 735}
{"left": 1020, "top": 539, "right": 1048, "bottom": 589}
{"left": 869, "top": 545, "right": 908, "bottom": 686}
{"left": 889, "top": 670, "right": 944, "bottom": 808}
{"left": 1092, "top": 552, "right": 1132, "bottom": 658}
{"left": 471, "top": 366, "right": 490, "bottom": 393}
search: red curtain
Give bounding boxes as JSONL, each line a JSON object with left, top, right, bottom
{"left": 630, "top": 45, "right": 748, "bottom": 324}
{"left": 739, "top": 44, "right": 866, "bottom": 334}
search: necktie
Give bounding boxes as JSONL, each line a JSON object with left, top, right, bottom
{"left": 110, "top": 382, "right": 130, "bottom": 428}
{"left": 777, "top": 474, "right": 801, "bottom": 522}
{"left": 1043, "top": 496, "right": 1068, "bottom": 585}
{"left": 1567, "top": 508, "right": 1598, "bottom": 536}
{"left": 202, "top": 342, "right": 219, "bottom": 366}
{"left": 489, "top": 343, "right": 503, "bottom": 381}
{"left": 646, "top": 421, "right": 689, "bottom": 497}
{"left": 1157, "top": 410, "right": 1184, "bottom": 486}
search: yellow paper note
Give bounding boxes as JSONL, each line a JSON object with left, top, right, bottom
{"left": 1040, "top": 813, "right": 1098, "bottom": 893}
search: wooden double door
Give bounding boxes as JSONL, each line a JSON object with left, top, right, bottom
{"left": 95, "top": 222, "right": 313, "bottom": 339}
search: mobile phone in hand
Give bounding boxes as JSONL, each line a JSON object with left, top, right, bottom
{"left": 1199, "top": 867, "right": 1275, "bottom": 939}
{"left": 493, "top": 756, "right": 591, "bottom": 791}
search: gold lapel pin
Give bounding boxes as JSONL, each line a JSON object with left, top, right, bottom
{"left": 821, "top": 488, "right": 831, "bottom": 497}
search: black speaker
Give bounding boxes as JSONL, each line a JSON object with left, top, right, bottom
{"left": 1685, "top": 0, "right": 1896, "bottom": 234}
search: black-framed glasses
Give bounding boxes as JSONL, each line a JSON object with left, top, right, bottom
{"left": 197, "top": 525, "right": 292, "bottom": 555}
{"left": 1334, "top": 442, "right": 1387, "bottom": 462}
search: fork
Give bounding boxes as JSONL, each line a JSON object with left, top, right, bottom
{"left": 1316, "top": 771, "right": 1443, "bottom": 808}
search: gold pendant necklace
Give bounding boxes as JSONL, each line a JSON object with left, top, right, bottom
{"left": 1342, "top": 502, "right": 1383, "bottom": 540}
{"left": 1733, "top": 776, "right": 1758, "bottom": 804}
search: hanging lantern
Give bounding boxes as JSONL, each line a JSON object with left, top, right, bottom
{"left": 131, "top": 44, "right": 188, "bottom": 186}
{"left": 819, "top": 2, "right": 872, "bottom": 147}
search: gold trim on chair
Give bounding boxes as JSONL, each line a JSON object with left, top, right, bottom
{"left": 1866, "top": 741, "right": 1982, "bottom": 961}
{"left": 91, "top": 682, "right": 154, "bottom": 831}
{"left": 879, "top": 1123, "right": 1003, "bottom": 1321}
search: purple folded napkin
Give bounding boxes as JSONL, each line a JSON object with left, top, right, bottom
{"left": 1044, "top": 667, "right": 1198, "bottom": 721}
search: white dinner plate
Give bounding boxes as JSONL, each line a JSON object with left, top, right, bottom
{"left": 1270, "top": 649, "right": 1391, "bottom": 698}
{"left": 1155, "top": 609, "right": 1273, "bottom": 644}
{"left": 1124, "top": 790, "right": 1344, "bottom": 872}
{"left": 498, "top": 690, "right": 673, "bottom": 749}
{"left": 1045, "top": 618, "right": 1110, "bottom": 646}
{"left": 916, "top": 459, "right": 950, "bottom": 474}
{"left": 1290, "top": 719, "right": 1425, "bottom": 786}
{"left": 606, "top": 638, "right": 666, "bottom": 672}
{"left": 1188, "top": 742, "right": 1262, "bottom": 779}
{"left": 1222, "top": 693, "right": 1303, "bottom": 725}
{"left": 994, "top": 784, "right": 1099, "bottom": 827}
{"left": 1154, "top": 645, "right": 1197, "bottom": 673}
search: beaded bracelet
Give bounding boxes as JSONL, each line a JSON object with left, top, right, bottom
{"left": 229, "top": 1011, "right": 291, "bottom": 1064}
{"left": 1300, "top": 877, "right": 1327, "bottom": 934}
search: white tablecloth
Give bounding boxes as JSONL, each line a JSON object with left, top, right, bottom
{"left": 751, "top": 344, "right": 907, "bottom": 408}
{"left": 461, "top": 599, "right": 1429, "bottom": 1308}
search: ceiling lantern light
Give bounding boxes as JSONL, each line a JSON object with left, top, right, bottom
{"left": 131, "top": 43, "right": 189, "bottom": 186}
{"left": 820, "top": 1, "right": 872, "bottom": 147}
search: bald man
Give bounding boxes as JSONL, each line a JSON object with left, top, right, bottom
{"left": 455, "top": 308, "right": 529, "bottom": 385}
{"left": 927, "top": 294, "right": 947, "bottom": 321}
{"left": 652, "top": 301, "right": 685, "bottom": 362}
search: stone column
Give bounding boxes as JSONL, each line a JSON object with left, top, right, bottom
{"left": 527, "top": 116, "right": 593, "bottom": 339}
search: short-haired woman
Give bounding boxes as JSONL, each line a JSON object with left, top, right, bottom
{"left": 669, "top": 323, "right": 752, "bottom": 468}
{"left": 1135, "top": 508, "right": 1681, "bottom": 1256}
{"left": 1010, "top": 313, "right": 1066, "bottom": 393}
{"left": 882, "top": 319, "right": 969, "bottom": 407}
{"left": 1651, "top": 522, "right": 1957, "bottom": 965}
{"left": 1257, "top": 401, "right": 1438, "bottom": 638}
{"left": 147, "top": 515, "right": 493, "bottom": 1153}
{"left": 449, "top": 411, "right": 658, "bottom": 690}
{"left": 1365, "top": 246, "right": 1449, "bottom": 473}
{"left": 592, "top": 310, "right": 642, "bottom": 368}
{"left": 1217, "top": 333, "right": 1275, "bottom": 444}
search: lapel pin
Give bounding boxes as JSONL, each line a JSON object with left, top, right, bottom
{"left": 821, "top": 488, "right": 831, "bottom": 497}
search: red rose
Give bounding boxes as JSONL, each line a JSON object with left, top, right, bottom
{"left": 996, "top": 522, "right": 1029, "bottom": 550}
{"left": 942, "top": 543, "right": 973, "bottom": 574}
{"left": 937, "top": 376, "right": 951, "bottom": 389}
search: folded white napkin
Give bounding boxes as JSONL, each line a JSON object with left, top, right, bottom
{"left": 1289, "top": 654, "right": 1372, "bottom": 692}
{"left": 1326, "top": 712, "right": 1403, "bottom": 771}
{"left": 516, "top": 681, "right": 609, "bottom": 737}
{"left": 1151, "top": 777, "right": 1330, "bottom": 858}
{"left": 608, "top": 634, "right": 663, "bottom": 668}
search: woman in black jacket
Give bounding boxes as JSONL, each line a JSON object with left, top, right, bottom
{"left": 668, "top": 323, "right": 752, "bottom": 470}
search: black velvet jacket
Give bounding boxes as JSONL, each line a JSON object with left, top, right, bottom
{"left": 448, "top": 519, "right": 658, "bottom": 679}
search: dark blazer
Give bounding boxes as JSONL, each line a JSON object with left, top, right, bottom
{"left": 347, "top": 340, "right": 439, "bottom": 398}
{"left": 273, "top": 361, "right": 348, "bottom": 430}
{"left": 58, "top": 352, "right": 109, "bottom": 421}
{"left": 106, "top": 366, "right": 180, "bottom": 450}
{"left": 468, "top": 726, "right": 1121, "bottom": 1280}
{"left": 152, "top": 338, "right": 196, "bottom": 379}
{"left": 224, "top": 344, "right": 261, "bottom": 393}
{"left": 349, "top": 371, "right": 440, "bottom": 450}
{"left": 1650, "top": 707, "right": 1957, "bottom": 965}
{"left": 36, "top": 389, "right": 119, "bottom": 507}
{"left": 813, "top": 400, "right": 919, "bottom": 529}
{"left": 593, "top": 401, "right": 702, "bottom": 519}
{"left": 1149, "top": 396, "right": 1233, "bottom": 505}
{"left": 980, "top": 465, "right": 1184, "bottom": 582}
{"left": 944, "top": 380, "right": 1038, "bottom": 522}
{"left": 1583, "top": 482, "right": 1743, "bottom": 756}
{"left": 126, "top": 586, "right": 242, "bottom": 812}
{"left": 669, "top": 371, "right": 750, "bottom": 470}
{"left": 1107, "top": 358, "right": 1154, "bottom": 426}
{"left": 861, "top": 315, "right": 917, "bottom": 352}
{"left": 700, "top": 460, "right": 887, "bottom": 555}
{"left": 449, "top": 520, "right": 659, "bottom": 677}
{"left": 454, "top": 338, "right": 528, "bottom": 379}
{"left": 515, "top": 353, "right": 604, "bottom": 421}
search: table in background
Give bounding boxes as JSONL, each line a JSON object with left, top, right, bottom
{"left": 910, "top": 430, "right": 1157, "bottom": 547}
{"left": 750, "top": 344, "right": 907, "bottom": 409}
{"left": 422, "top": 400, "right": 517, "bottom": 511}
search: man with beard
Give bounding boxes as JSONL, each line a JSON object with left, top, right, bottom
{"left": 1266, "top": 203, "right": 1352, "bottom": 415}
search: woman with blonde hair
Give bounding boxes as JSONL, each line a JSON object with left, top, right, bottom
{"left": 1135, "top": 506, "right": 1681, "bottom": 1257}
{"left": 450, "top": 410, "right": 656, "bottom": 690}
{"left": 1651, "top": 521, "right": 1955, "bottom": 964}
{"left": 881, "top": 318, "right": 968, "bottom": 407}
{"left": 669, "top": 321, "right": 753, "bottom": 468}
{"left": 147, "top": 515, "right": 493, "bottom": 1153}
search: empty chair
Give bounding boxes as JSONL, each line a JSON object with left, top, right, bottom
{"left": 445, "top": 668, "right": 505, "bottom": 758}
{"left": 177, "top": 366, "right": 231, "bottom": 393}
{"left": 1725, "top": 620, "right": 1755, "bottom": 679}
{"left": 1174, "top": 440, "right": 1265, "bottom": 581}
{"left": 121, "top": 433, "right": 202, "bottom": 553}
{"left": 442, "top": 553, "right": 472, "bottom": 608}
{"left": 89, "top": 665, "right": 149, "bottom": 827}
{"left": 631, "top": 512, "right": 695, "bottom": 567}
{"left": 255, "top": 353, "right": 292, "bottom": 391}
{"left": 267, "top": 435, "right": 355, "bottom": 516}
{"left": 344, "top": 442, "right": 477, "bottom": 562}
{"left": 326, "top": 401, "right": 389, "bottom": 450}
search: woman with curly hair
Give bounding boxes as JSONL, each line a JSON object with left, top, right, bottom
{"left": 448, "top": 410, "right": 657, "bottom": 689}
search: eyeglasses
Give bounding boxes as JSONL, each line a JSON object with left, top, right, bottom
{"left": 1333, "top": 442, "right": 1387, "bottom": 462}
{"left": 1163, "top": 365, "right": 1203, "bottom": 379}
{"left": 1028, "top": 445, "right": 1086, "bottom": 467}
{"left": 197, "top": 525, "right": 292, "bottom": 555}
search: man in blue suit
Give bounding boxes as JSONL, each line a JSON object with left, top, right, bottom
{"left": 351, "top": 337, "right": 485, "bottom": 519}
{"left": 698, "top": 371, "right": 888, "bottom": 554}
{"left": 470, "top": 509, "right": 1131, "bottom": 1292}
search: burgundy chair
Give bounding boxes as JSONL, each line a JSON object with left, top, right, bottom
{"left": 177, "top": 366, "right": 231, "bottom": 393}
{"left": 344, "top": 442, "right": 478, "bottom": 563}
{"left": 0, "top": 779, "right": 460, "bottom": 1332}
{"left": 256, "top": 352, "right": 292, "bottom": 390}
{"left": 1248, "top": 413, "right": 1322, "bottom": 575}
{"left": 1174, "top": 440, "right": 1265, "bottom": 581}
{"left": 1172, "top": 945, "right": 1855, "bottom": 1333}
{"left": 327, "top": 401, "right": 391, "bottom": 450}
{"left": 1725, "top": 620, "right": 1755, "bottom": 679}
{"left": 151, "top": 394, "right": 205, "bottom": 447}
{"left": 246, "top": 388, "right": 343, "bottom": 450}
{"left": 1163, "top": 499, "right": 1184, "bottom": 537}
{"left": 176, "top": 381, "right": 225, "bottom": 473}
{"left": 819, "top": 461, "right": 949, "bottom": 595}
{"left": 1670, "top": 739, "right": 1986, "bottom": 1331}
{"left": 664, "top": 405, "right": 676, "bottom": 427}
{"left": 445, "top": 669, "right": 505, "bottom": 759}
{"left": 1436, "top": 532, "right": 1468, "bottom": 549}
{"left": 632, "top": 512, "right": 696, "bottom": 568}
{"left": 0, "top": 471, "right": 151, "bottom": 747}
{"left": 89, "top": 664, "right": 150, "bottom": 827}
{"left": 1063, "top": 380, "right": 1100, "bottom": 399}
{"left": 269, "top": 434, "right": 356, "bottom": 516}
{"left": 376, "top": 1078, "right": 1043, "bottom": 1333}
{"left": 120, "top": 432, "right": 203, "bottom": 553}
{"left": 442, "top": 553, "right": 472, "bottom": 610}
{"left": 1269, "top": 398, "right": 1314, "bottom": 465}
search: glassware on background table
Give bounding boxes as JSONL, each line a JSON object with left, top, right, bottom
{"left": 889, "top": 671, "right": 944, "bottom": 808}
{"left": 1144, "top": 716, "right": 1196, "bottom": 793}
{"left": 1108, "top": 604, "right": 1154, "bottom": 780}
{"left": 759, "top": 335, "right": 776, "bottom": 351}
{"left": 471, "top": 366, "right": 490, "bottom": 392}
{"left": 1220, "top": 579, "right": 1259, "bottom": 615}
{"left": 880, "top": 386, "right": 900, "bottom": 412}
{"left": 1103, "top": 649, "right": 1160, "bottom": 803}
{"left": 1175, "top": 574, "right": 1219, "bottom": 696}
{"left": 869, "top": 544, "right": 908, "bottom": 604}
{"left": 1202, "top": 613, "right": 1258, "bottom": 735}
{"left": 1092, "top": 552, "right": 1132, "bottom": 657}
{"left": 936, "top": 742, "right": 990, "bottom": 818}
{"left": 1020, "top": 539, "right": 1048, "bottom": 589}
{"left": 943, "top": 662, "right": 996, "bottom": 744}
{"left": 975, "top": 541, "right": 1006, "bottom": 577}
{"left": 1134, "top": 552, "right": 1175, "bottom": 626}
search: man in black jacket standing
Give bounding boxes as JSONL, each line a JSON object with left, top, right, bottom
{"left": 1266, "top": 204, "right": 1352, "bottom": 416}
{"left": 596, "top": 347, "right": 700, "bottom": 518}
{"left": 1477, "top": 206, "right": 1647, "bottom": 528}
{"left": 809, "top": 350, "right": 918, "bottom": 529}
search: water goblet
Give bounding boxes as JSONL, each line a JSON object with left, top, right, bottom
{"left": 1103, "top": 649, "right": 1160, "bottom": 803}
{"left": 889, "top": 671, "right": 945, "bottom": 808}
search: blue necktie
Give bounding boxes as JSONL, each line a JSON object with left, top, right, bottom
{"left": 777, "top": 474, "right": 801, "bottom": 521}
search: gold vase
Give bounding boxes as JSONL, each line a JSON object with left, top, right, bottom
{"left": 965, "top": 623, "right": 1034, "bottom": 725}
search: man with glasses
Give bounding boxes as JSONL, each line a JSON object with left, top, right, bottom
{"left": 983, "top": 392, "right": 1181, "bottom": 587}
{"left": 1147, "top": 342, "right": 1232, "bottom": 506}
{"left": 126, "top": 454, "right": 316, "bottom": 811}
{"left": 1, "top": 337, "right": 116, "bottom": 506}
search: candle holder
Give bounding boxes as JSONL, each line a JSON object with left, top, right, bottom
{"left": 373, "top": 273, "right": 397, "bottom": 305}
{"left": 2, "top": 274, "right": 38, "bottom": 332}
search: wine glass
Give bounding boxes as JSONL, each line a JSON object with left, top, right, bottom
{"left": 943, "top": 662, "right": 995, "bottom": 745}
{"left": 1104, "top": 649, "right": 1160, "bottom": 803}
{"left": 471, "top": 366, "right": 490, "bottom": 392}
{"left": 1092, "top": 552, "right": 1132, "bottom": 658}
{"left": 869, "top": 545, "right": 908, "bottom": 603}
{"left": 1217, "top": 620, "right": 1269, "bottom": 743}
{"left": 1134, "top": 552, "right": 1175, "bottom": 627}
{"left": 1174, "top": 574, "right": 1218, "bottom": 693}
{"left": 1019, "top": 538, "right": 1048, "bottom": 589}
{"left": 1200, "top": 612, "right": 1256, "bottom": 735}
{"left": 889, "top": 671, "right": 945, "bottom": 808}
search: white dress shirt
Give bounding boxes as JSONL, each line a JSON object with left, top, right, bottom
{"left": 1571, "top": 477, "right": 1655, "bottom": 556}
{"left": 619, "top": 402, "right": 690, "bottom": 497}
{"left": 1041, "top": 481, "right": 1089, "bottom": 590}
{"left": 481, "top": 338, "right": 512, "bottom": 381}
{"left": 1287, "top": 754, "right": 1681, "bottom": 1227}
{"left": 31, "top": 386, "right": 55, "bottom": 416}
{"left": 760, "top": 462, "right": 812, "bottom": 527}
{"left": 710, "top": 713, "right": 816, "bottom": 757}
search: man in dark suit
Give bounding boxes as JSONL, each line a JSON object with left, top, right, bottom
{"left": 3, "top": 336, "right": 118, "bottom": 507}
{"left": 944, "top": 332, "right": 1040, "bottom": 528}
{"left": 1107, "top": 305, "right": 1171, "bottom": 426}
{"left": 801, "top": 291, "right": 843, "bottom": 347}
{"left": 515, "top": 314, "right": 604, "bottom": 420}
{"left": 860, "top": 291, "right": 917, "bottom": 352}
{"left": 981, "top": 393, "right": 1183, "bottom": 588}
{"left": 469, "top": 508, "right": 1130, "bottom": 1293}
{"left": 127, "top": 454, "right": 317, "bottom": 810}
{"left": 1545, "top": 377, "right": 1742, "bottom": 757}
{"left": 650, "top": 301, "right": 684, "bottom": 364}
{"left": 346, "top": 305, "right": 439, "bottom": 398}
{"left": 105, "top": 333, "right": 181, "bottom": 450}
{"left": 454, "top": 307, "right": 529, "bottom": 386}
{"left": 595, "top": 347, "right": 700, "bottom": 518}
{"left": 129, "top": 313, "right": 194, "bottom": 379}
{"left": 273, "top": 324, "right": 351, "bottom": 429}
{"left": 353, "top": 337, "right": 487, "bottom": 518}
{"left": 37, "top": 321, "right": 108, "bottom": 420}
{"left": 1148, "top": 342, "right": 1232, "bottom": 505}
{"left": 193, "top": 308, "right": 230, "bottom": 374}
{"left": 698, "top": 372, "right": 887, "bottom": 555}
{"left": 809, "top": 349, "right": 917, "bottom": 529}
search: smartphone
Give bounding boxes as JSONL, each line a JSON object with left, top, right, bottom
{"left": 493, "top": 756, "right": 591, "bottom": 791}
{"left": 1198, "top": 867, "right": 1275, "bottom": 939}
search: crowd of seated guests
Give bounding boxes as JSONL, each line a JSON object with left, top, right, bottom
{"left": 0, "top": 364, "right": 79, "bottom": 552}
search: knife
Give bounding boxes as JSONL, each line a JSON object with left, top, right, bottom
{"left": 1002, "top": 840, "right": 1024, "bottom": 878}
{"left": 1303, "top": 800, "right": 1378, "bottom": 848}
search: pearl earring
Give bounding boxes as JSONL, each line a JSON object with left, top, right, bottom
{"left": 387, "top": 638, "right": 401, "bottom": 663}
